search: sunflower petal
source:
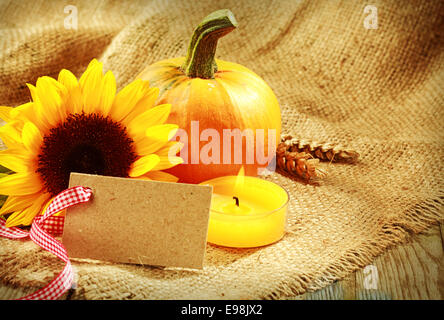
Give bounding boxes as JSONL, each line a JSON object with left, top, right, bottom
{"left": 80, "top": 59, "right": 100, "bottom": 77}
{"left": 78, "top": 59, "right": 100, "bottom": 85}
{"left": 129, "top": 154, "right": 160, "bottom": 177}
{"left": 0, "top": 122, "right": 22, "bottom": 148}
{"left": 22, "top": 122, "right": 43, "bottom": 153}
{"left": 146, "top": 124, "right": 178, "bottom": 140}
{"left": 26, "top": 83, "right": 39, "bottom": 103}
{"left": 0, "top": 193, "right": 42, "bottom": 215}
{"left": 8, "top": 102, "right": 49, "bottom": 138}
{"left": 0, "top": 172, "right": 42, "bottom": 196}
{"left": 5, "top": 192, "right": 50, "bottom": 227}
{"left": 144, "top": 171, "right": 179, "bottom": 183}
{"left": 5, "top": 208, "right": 32, "bottom": 227}
{"left": 0, "top": 106, "right": 13, "bottom": 122}
{"left": 122, "top": 87, "right": 159, "bottom": 124}
{"left": 151, "top": 156, "right": 184, "bottom": 171}
{"left": 58, "top": 69, "right": 78, "bottom": 90}
{"left": 0, "top": 149, "right": 33, "bottom": 173}
{"left": 127, "top": 104, "right": 171, "bottom": 138}
{"left": 110, "top": 79, "right": 150, "bottom": 122}
{"left": 132, "top": 175, "right": 151, "bottom": 181}
{"left": 135, "top": 124, "right": 178, "bottom": 155}
{"left": 58, "top": 69, "right": 83, "bottom": 114}
{"left": 8, "top": 102, "right": 33, "bottom": 122}
{"left": 79, "top": 60, "right": 104, "bottom": 114}
{"left": 155, "top": 141, "right": 184, "bottom": 157}
{"left": 24, "top": 87, "right": 49, "bottom": 132}
{"left": 35, "top": 77, "right": 65, "bottom": 127}
{"left": 99, "top": 71, "right": 116, "bottom": 116}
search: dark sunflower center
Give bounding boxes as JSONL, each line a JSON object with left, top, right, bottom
{"left": 64, "top": 144, "right": 106, "bottom": 176}
{"left": 37, "top": 113, "right": 137, "bottom": 196}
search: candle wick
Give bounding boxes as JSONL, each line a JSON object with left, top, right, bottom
{"left": 233, "top": 196, "right": 240, "bottom": 207}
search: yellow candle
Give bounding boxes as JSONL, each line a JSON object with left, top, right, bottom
{"left": 200, "top": 172, "right": 289, "bottom": 248}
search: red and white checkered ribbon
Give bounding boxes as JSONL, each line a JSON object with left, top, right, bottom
{"left": 0, "top": 186, "right": 92, "bottom": 300}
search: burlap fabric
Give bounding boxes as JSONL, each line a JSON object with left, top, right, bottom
{"left": 0, "top": 0, "right": 443, "bottom": 299}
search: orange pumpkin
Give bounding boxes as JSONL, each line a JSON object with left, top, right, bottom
{"left": 137, "top": 9, "right": 281, "bottom": 184}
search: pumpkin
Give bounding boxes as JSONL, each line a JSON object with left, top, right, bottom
{"left": 137, "top": 9, "right": 281, "bottom": 184}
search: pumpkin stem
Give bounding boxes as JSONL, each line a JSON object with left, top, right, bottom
{"left": 182, "top": 9, "right": 237, "bottom": 79}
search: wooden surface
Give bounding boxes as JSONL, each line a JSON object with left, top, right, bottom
{"left": 292, "top": 222, "right": 444, "bottom": 300}
{"left": 1, "top": 222, "right": 443, "bottom": 300}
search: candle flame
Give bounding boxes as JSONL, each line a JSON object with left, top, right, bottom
{"left": 234, "top": 166, "right": 245, "bottom": 194}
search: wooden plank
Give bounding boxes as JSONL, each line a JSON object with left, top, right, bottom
{"left": 355, "top": 224, "right": 443, "bottom": 300}
{"left": 342, "top": 272, "right": 357, "bottom": 300}
{"left": 303, "top": 272, "right": 356, "bottom": 300}
{"left": 290, "top": 223, "right": 443, "bottom": 300}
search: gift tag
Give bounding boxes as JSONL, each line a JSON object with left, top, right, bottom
{"left": 62, "top": 173, "right": 213, "bottom": 269}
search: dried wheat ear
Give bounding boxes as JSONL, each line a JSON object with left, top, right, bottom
{"left": 276, "top": 135, "right": 359, "bottom": 181}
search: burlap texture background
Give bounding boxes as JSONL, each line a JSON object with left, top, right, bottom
{"left": 0, "top": 0, "right": 443, "bottom": 299}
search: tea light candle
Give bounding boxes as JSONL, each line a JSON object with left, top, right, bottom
{"left": 200, "top": 169, "right": 289, "bottom": 248}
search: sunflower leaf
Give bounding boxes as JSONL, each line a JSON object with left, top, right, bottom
{"left": 0, "top": 165, "right": 13, "bottom": 174}
{"left": 0, "top": 195, "right": 6, "bottom": 209}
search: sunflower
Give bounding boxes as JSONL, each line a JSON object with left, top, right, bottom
{"left": 0, "top": 59, "right": 183, "bottom": 227}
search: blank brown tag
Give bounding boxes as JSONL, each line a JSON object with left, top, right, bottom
{"left": 62, "top": 173, "right": 213, "bottom": 269}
